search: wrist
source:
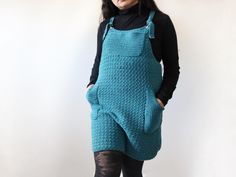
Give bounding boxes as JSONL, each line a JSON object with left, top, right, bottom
{"left": 156, "top": 98, "right": 165, "bottom": 108}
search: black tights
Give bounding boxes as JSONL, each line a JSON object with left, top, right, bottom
{"left": 94, "top": 150, "right": 144, "bottom": 177}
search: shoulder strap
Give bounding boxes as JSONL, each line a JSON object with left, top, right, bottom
{"left": 146, "top": 10, "right": 156, "bottom": 39}
{"left": 102, "top": 16, "right": 115, "bottom": 41}
{"left": 109, "top": 16, "right": 115, "bottom": 26}
{"left": 146, "top": 10, "right": 156, "bottom": 24}
{"left": 102, "top": 11, "right": 156, "bottom": 40}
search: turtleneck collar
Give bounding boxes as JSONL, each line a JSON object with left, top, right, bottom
{"left": 118, "top": 2, "right": 139, "bottom": 15}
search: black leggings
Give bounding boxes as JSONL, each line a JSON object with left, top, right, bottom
{"left": 94, "top": 150, "right": 144, "bottom": 177}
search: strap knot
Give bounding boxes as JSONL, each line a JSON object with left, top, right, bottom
{"left": 147, "top": 21, "right": 155, "bottom": 39}
{"left": 102, "top": 23, "right": 110, "bottom": 40}
{"left": 102, "top": 17, "right": 114, "bottom": 41}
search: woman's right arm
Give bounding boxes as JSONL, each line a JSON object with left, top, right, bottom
{"left": 86, "top": 20, "right": 108, "bottom": 89}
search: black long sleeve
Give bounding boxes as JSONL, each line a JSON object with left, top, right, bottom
{"left": 86, "top": 4, "right": 180, "bottom": 106}
{"left": 87, "top": 20, "right": 108, "bottom": 86}
{"left": 154, "top": 15, "right": 180, "bottom": 106}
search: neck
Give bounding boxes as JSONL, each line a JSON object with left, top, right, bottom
{"left": 118, "top": 2, "right": 139, "bottom": 15}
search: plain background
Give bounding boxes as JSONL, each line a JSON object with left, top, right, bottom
{"left": 0, "top": 0, "right": 235, "bottom": 177}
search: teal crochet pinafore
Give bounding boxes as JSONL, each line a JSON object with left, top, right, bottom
{"left": 86, "top": 10, "right": 165, "bottom": 161}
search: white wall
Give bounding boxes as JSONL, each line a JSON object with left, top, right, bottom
{"left": 0, "top": 0, "right": 235, "bottom": 177}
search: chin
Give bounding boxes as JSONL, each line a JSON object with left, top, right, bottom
{"left": 118, "top": 4, "right": 130, "bottom": 10}
{"left": 116, "top": 0, "right": 133, "bottom": 9}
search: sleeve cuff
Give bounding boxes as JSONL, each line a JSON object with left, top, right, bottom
{"left": 155, "top": 93, "right": 169, "bottom": 106}
{"left": 86, "top": 82, "right": 95, "bottom": 88}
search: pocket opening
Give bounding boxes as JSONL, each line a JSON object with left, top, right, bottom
{"left": 144, "top": 89, "right": 164, "bottom": 134}
{"left": 86, "top": 85, "right": 101, "bottom": 120}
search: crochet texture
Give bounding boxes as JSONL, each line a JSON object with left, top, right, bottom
{"left": 86, "top": 10, "right": 165, "bottom": 161}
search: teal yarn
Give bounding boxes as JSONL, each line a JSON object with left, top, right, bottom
{"left": 102, "top": 16, "right": 114, "bottom": 41}
{"left": 148, "top": 21, "right": 155, "bottom": 39}
{"left": 146, "top": 10, "right": 156, "bottom": 39}
{"left": 86, "top": 10, "right": 165, "bottom": 161}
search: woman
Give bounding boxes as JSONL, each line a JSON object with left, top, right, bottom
{"left": 86, "top": 0, "right": 180, "bottom": 176}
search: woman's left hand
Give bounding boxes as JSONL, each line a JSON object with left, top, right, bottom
{"left": 156, "top": 98, "right": 165, "bottom": 109}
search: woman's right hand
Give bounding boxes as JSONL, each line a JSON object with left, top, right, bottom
{"left": 86, "top": 84, "right": 95, "bottom": 92}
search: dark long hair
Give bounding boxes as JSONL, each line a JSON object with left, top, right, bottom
{"left": 99, "top": 0, "right": 163, "bottom": 22}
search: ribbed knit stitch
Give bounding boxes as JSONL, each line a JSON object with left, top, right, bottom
{"left": 86, "top": 10, "right": 165, "bottom": 161}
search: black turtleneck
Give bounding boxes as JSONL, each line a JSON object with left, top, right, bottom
{"left": 86, "top": 3, "right": 180, "bottom": 106}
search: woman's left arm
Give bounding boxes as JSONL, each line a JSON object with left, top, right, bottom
{"left": 156, "top": 14, "right": 180, "bottom": 107}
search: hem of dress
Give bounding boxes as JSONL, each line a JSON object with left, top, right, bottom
{"left": 92, "top": 146, "right": 161, "bottom": 161}
{"left": 92, "top": 146, "right": 126, "bottom": 155}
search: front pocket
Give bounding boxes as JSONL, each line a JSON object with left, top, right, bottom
{"left": 86, "top": 85, "right": 101, "bottom": 120}
{"left": 104, "top": 31, "right": 146, "bottom": 57}
{"left": 144, "top": 89, "right": 164, "bottom": 134}
{"left": 86, "top": 85, "right": 99, "bottom": 104}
